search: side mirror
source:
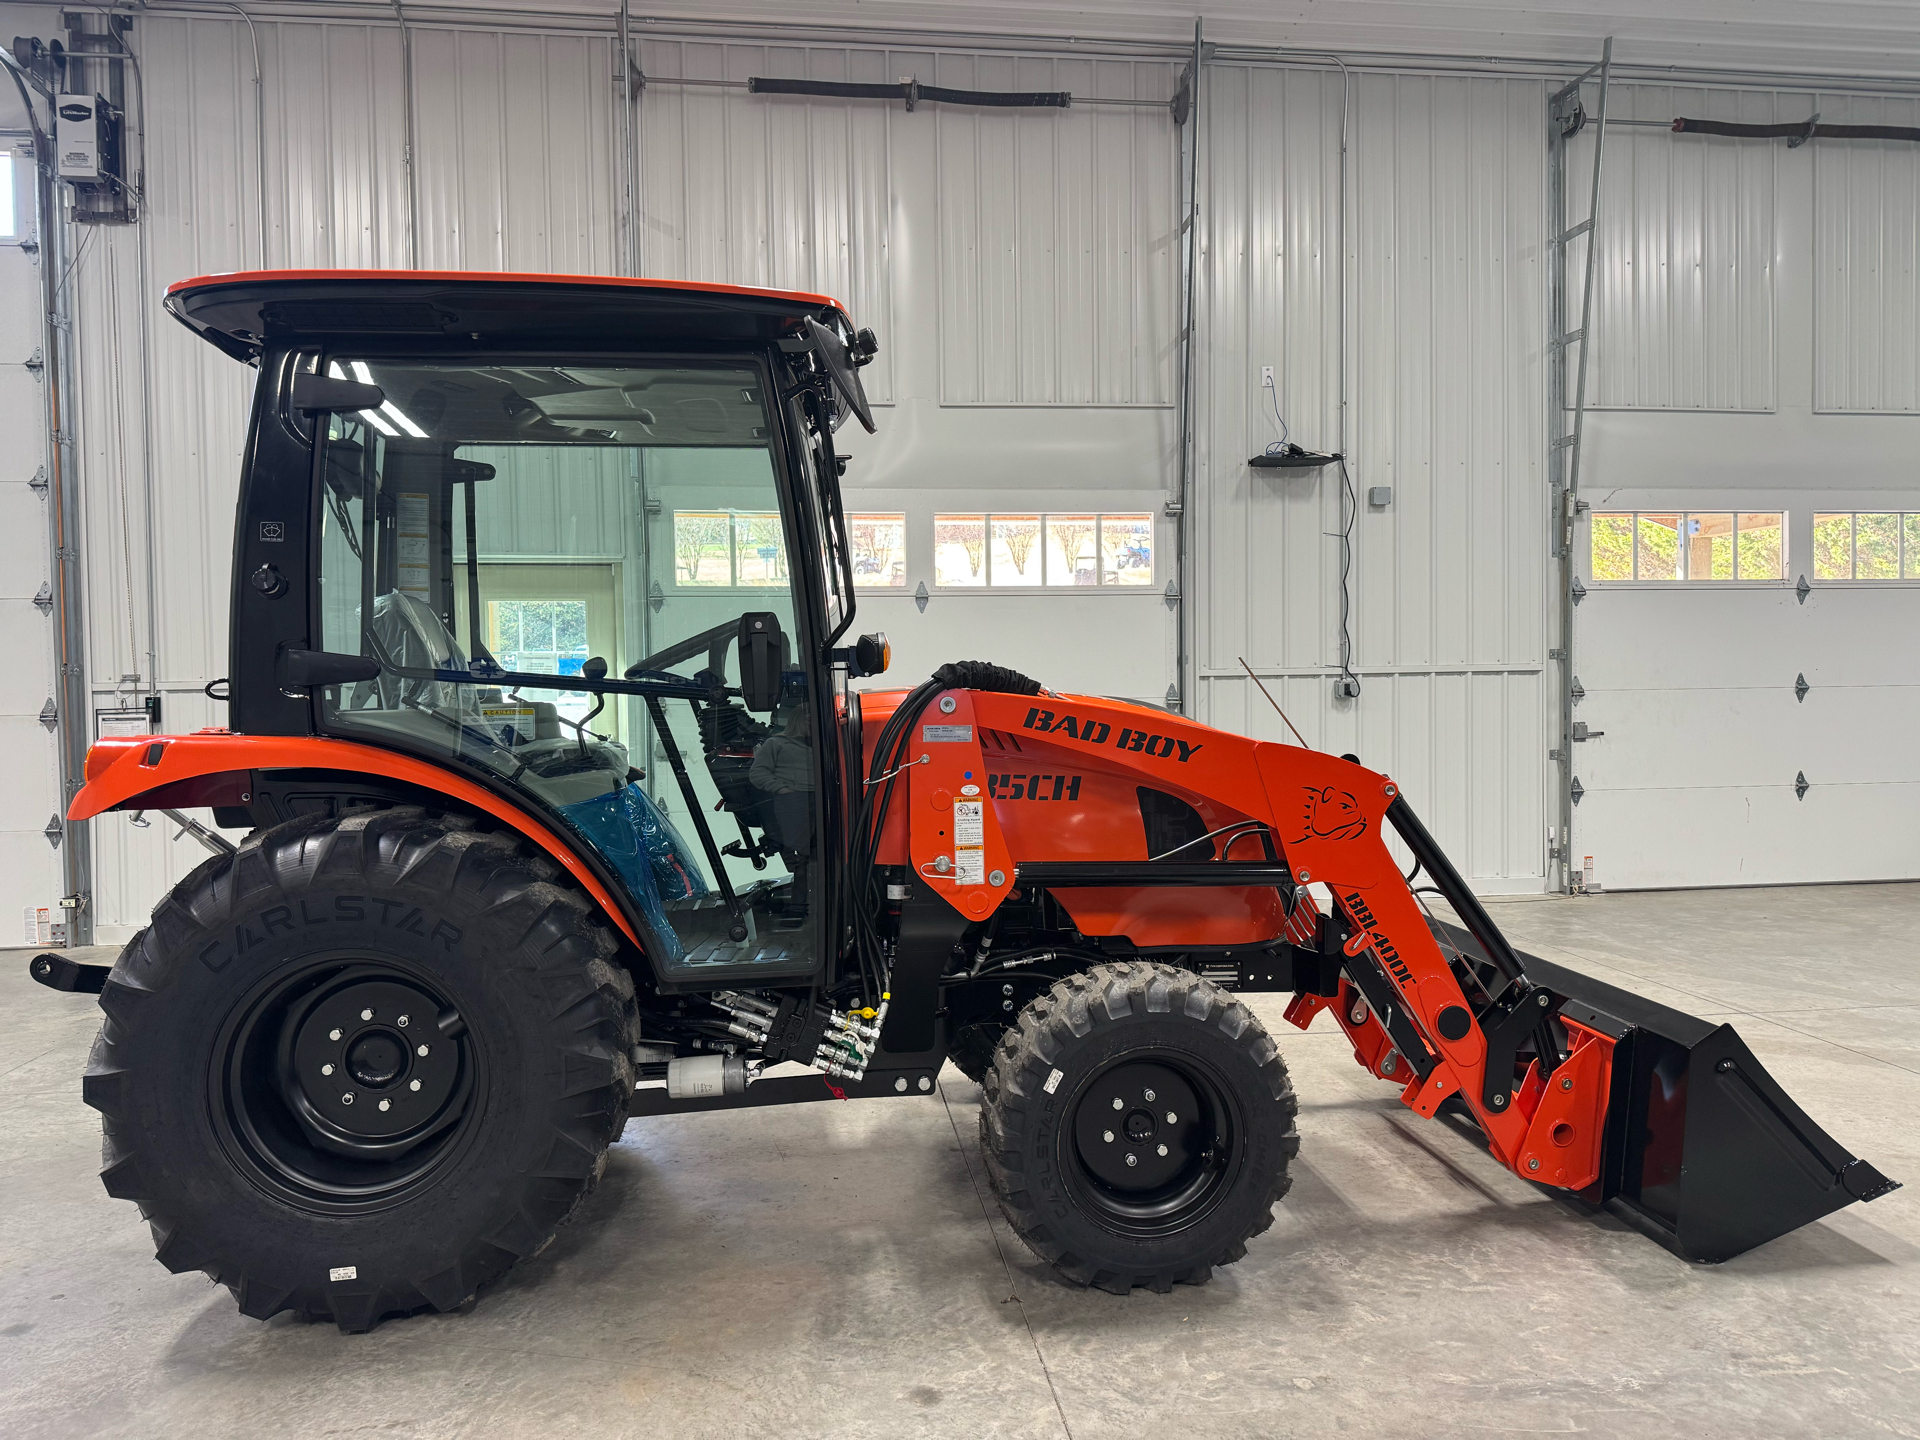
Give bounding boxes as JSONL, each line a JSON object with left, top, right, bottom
{"left": 854, "top": 632, "right": 890, "bottom": 677}
{"left": 291, "top": 371, "right": 386, "bottom": 414}
{"left": 582, "top": 656, "right": 608, "bottom": 681}
{"left": 737, "top": 613, "right": 784, "bottom": 712}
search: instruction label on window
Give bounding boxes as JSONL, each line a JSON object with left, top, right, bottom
{"left": 952, "top": 800, "right": 986, "bottom": 883}
{"left": 478, "top": 704, "right": 537, "bottom": 748}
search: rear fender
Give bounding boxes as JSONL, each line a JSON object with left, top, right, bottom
{"left": 72, "top": 732, "right": 644, "bottom": 951}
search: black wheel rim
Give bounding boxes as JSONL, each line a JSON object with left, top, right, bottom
{"left": 213, "top": 954, "right": 483, "bottom": 1215}
{"left": 1061, "top": 1048, "right": 1244, "bottom": 1238}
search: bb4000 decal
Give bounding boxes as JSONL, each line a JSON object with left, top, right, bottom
{"left": 1020, "top": 707, "right": 1203, "bottom": 763}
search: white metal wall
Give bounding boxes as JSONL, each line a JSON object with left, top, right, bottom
{"left": 1813, "top": 94, "right": 1921, "bottom": 414}
{"left": 1578, "top": 85, "right": 1780, "bottom": 412}
{"left": 1193, "top": 68, "right": 1551, "bottom": 888}
{"left": 13, "top": 2, "right": 1917, "bottom": 933}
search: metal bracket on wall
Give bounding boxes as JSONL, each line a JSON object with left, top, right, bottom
{"left": 1569, "top": 776, "right": 1585, "bottom": 804}
{"left": 1794, "top": 771, "right": 1810, "bottom": 800}
{"left": 23, "top": 347, "right": 43, "bottom": 377}
{"left": 1796, "top": 575, "right": 1811, "bottom": 604}
{"left": 1794, "top": 673, "right": 1809, "bottom": 702}
{"left": 33, "top": 582, "right": 53, "bottom": 615}
{"left": 914, "top": 581, "right": 929, "bottom": 613}
{"left": 647, "top": 580, "right": 664, "bottom": 614}
{"left": 1571, "top": 575, "right": 1587, "bottom": 605}
{"left": 28, "top": 466, "right": 48, "bottom": 494}
{"left": 1572, "top": 721, "right": 1603, "bottom": 740}
{"left": 43, "top": 814, "right": 63, "bottom": 849}
{"left": 1164, "top": 683, "right": 1182, "bottom": 714}
{"left": 38, "top": 699, "right": 56, "bottom": 730}
{"left": 1570, "top": 675, "right": 1585, "bottom": 702}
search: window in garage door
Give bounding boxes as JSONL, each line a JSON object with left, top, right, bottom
{"left": 1812, "top": 512, "right": 1921, "bottom": 580}
{"left": 1589, "top": 512, "right": 1787, "bottom": 581}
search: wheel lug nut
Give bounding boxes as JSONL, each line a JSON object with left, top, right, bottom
{"left": 361, "top": 1008, "right": 374, "bottom": 1021}
{"left": 378, "top": 1099, "right": 391, "bottom": 1112}
{"left": 1111, "top": 1097, "right": 1123, "bottom": 1111}
{"left": 416, "top": 1044, "right": 429, "bottom": 1057}
{"left": 398, "top": 1015, "right": 410, "bottom": 1028}
{"left": 1103, "top": 1130, "right": 1114, "bottom": 1143}
{"left": 409, "top": 1079, "right": 422, "bottom": 1091}
{"left": 1125, "top": 1153, "right": 1138, "bottom": 1167}
{"left": 1143, "top": 1088, "right": 1156, "bottom": 1102}
{"left": 1157, "top": 1143, "right": 1168, "bottom": 1156}
{"left": 320, "top": 1063, "right": 334, "bottom": 1076}
{"left": 341, "top": 1092, "right": 355, "bottom": 1105}
{"left": 328, "top": 1028, "right": 342, "bottom": 1041}
{"left": 1166, "top": 1111, "right": 1177, "bottom": 1124}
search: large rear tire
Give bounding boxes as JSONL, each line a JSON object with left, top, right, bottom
{"left": 83, "top": 806, "right": 638, "bottom": 1332}
{"left": 978, "top": 961, "right": 1298, "bottom": 1294}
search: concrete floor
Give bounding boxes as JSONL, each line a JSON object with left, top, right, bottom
{"left": 1, "top": 883, "right": 1915, "bottom": 1439}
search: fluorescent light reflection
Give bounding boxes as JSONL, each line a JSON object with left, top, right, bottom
{"left": 351, "top": 360, "right": 429, "bottom": 438}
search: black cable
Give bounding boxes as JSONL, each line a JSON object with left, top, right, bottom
{"left": 1335, "top": 453, "right": 1360, "bottom": 699}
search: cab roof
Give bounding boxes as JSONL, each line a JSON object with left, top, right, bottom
{"left": 164, "top": 269, "right": 852, "bottom": 362}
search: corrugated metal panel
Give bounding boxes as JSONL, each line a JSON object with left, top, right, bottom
{"left": 1194, "top": 68, "right": 1548, "bottom": 884}
{"left": 1580, "top": 85, "right": 1779, "bottom": 411}
{"left": 935, "top": 54, "right": 1178, "bottom": 405}
{"left": 637, "top": 41, "right": 896, "bottom": 402}
{"left": 1814, "top": 94, "right": 1921, "bottom": 414}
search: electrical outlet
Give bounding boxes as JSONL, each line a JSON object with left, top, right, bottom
{"left": 1260, "top": 366, "right": 1275, "bottom": 388}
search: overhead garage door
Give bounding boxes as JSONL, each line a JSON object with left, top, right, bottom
{"left": 1571, "top": 509, "right": 1919, "bottom": 889}
{"left": 0, "top": 144, "right": 64, "bottom": 939}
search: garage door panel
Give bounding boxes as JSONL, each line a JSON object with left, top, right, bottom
{"left": 1577, "top": 684, "right": 1918, "bottom": 789}
{"left": 0, "top": 714, "right": 60, "bottom": 822}
{"left": 1577, "top": 588, "right": 1916, "bottom": 690}
{"left": 1576, "top": 781, "right": 1919, "bottom": 890}
{"left": 0, "top": 832, "right": 65, "bottom": 938}
{"left": 0, "top": 371, "right": 44, "bottom": 472}
{"left": 0, "top": 486, "right": 48, "bottom": 600}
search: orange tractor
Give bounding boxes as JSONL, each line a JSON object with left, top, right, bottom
{"left": 33, "top": 272, "right": 1895, "bottom": 1332}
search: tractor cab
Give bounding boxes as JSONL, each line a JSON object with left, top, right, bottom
{"left": 167, "top": 270, "right": 883, "bottom": 986}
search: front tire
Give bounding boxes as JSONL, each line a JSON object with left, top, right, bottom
{"left": 83, "top": 807, "right": 638, "bottom": 1332}
{"left": 979, "top": 961, "right": 1298, "bottom": 1294}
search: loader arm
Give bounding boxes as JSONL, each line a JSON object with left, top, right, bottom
{"left": 884, "top": 683, "right": 1896, "bottom": 1253}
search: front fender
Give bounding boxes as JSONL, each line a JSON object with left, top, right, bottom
{"left": 72, "top": 731, "right": 644, "bottom": 950}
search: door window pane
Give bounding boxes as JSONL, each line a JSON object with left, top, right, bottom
{"left": 934, "top": 515, "right": 987, "bottom": 587}
{"left": 991, "top": 515, "right": 1044, "bottom": 586}
{"left": 1100, "top": 514, "right": 1154, "bottom": 585}
{"left": 675, "top": 511, "right": 732, "bottom": 585}
{"left": 1813, "top": 513, "right": 1854, "bottom": 579}
{"left": 1686, "top": 513, "right": 1734, "bottom": 580}
{"left": 1906, "top": 514, "right": 1920, "bottom": 579}
{"left": 734, "top": 511, "right": 789, "bottom": 585}
{"left": 1635, "top": 514, "right": 1682, "bottom": 581}
{"left": 1046, "top": 514, "right": 1098, "bottom": 586}
{"left": 1735, "top": 513, "right": 1784, "bottom": 580}
{"left": 849, "top": 513, "right": 906, "bottom": 586}
{"left": 1855, "top": 513, "right": 1901, "bottom": 580}
{"left": 1590, "top": 514, "right": 1634, "bottom": 579}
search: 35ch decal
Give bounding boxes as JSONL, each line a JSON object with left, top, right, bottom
{"left": 1020, "top": 707, "right": 1202, "bottom": 763}
{"left": 988, "top": 773, "right": 1083, "bottom": 801}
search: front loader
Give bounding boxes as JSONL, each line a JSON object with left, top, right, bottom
{"left": 31, "top": 271, "right": 1896, "bottom": 1332}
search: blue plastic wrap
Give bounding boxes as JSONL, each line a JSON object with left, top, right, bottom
{"left": 556, "top": 783, "right": 710, "bottom": 962}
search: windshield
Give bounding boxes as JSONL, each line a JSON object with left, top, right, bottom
{"left": 313, "top": 357, "right": 824, "bottom": 979}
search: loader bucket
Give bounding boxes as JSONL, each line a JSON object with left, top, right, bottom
{"left": 1434, "top": 922, "right": 1899, "bottom": 1262}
